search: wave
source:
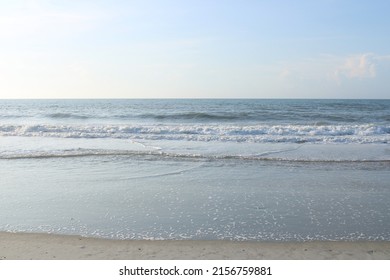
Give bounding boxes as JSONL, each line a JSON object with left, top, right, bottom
{"left": 46, "top": 113, "right": 89, "bottom": 119}
{"left": 30, "top": 112, "right": 251, "bottom": 122}
{"left": 3, "top": 111, "right": 389, "bottom": 124}
{"left": 0, "top": 123, "right": 389, "bottom": 144}
{"left": 1, "top": 100, "right": 389, "bottom": 125}
{"left": 0, "top": 124, "right": 389, "bottom": 144}
{"left": 0, "top": 114, "right": 30, "bottom": 119}
{"left": 1, "top": 148, "right": 389, "bottom": 164}
{"left": 137, "top": 112, "right": 250, "bottom": 121}
{"left": 43, "top": 111, "right": 250, "bottom": 122}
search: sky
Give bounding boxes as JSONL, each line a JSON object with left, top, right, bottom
{"left": 0, "top": 0, "right": 389, "bottom": 99}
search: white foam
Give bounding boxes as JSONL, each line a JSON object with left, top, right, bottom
{"left": 1, "top": 136, "right": 388, "bottom": 162}
{"left": 0, "top": 124, "right": 389, "bottom": 144}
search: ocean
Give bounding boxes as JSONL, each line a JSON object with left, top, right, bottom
{"left": 1, "top": 99, "right": 389, "bottom": 241}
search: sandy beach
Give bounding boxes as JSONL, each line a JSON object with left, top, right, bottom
{"left": 1, "top": 232, "right": 389, "bottom": 260}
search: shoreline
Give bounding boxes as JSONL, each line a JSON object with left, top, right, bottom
{"left": 1, "top": 232, "right": 389, "bottom": 260}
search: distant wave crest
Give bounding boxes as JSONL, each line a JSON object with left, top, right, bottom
{"left": 137, "top": 112, "right": 250, "bottom": 121}
{"left": 46, "top": 113, "right": 89, "bottom": 119}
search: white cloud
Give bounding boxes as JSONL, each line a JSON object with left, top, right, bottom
{"left": 335, "top": 53, "right": 377, "bottom": 79}
{"left": 277, "top": 53, "right": 390, "bottom": 83}
{"left": 270, "top": 52, "right": 390, "bottom": 98}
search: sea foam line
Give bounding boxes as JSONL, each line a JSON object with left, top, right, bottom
{"left": 1, "top": 148, "right": 389, "bottom": 164}
{"left": 0, "top": 124, "right": 389, "bottom": 144}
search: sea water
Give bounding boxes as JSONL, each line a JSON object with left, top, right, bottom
{"left": 0, "top": 99, "right": 389, "bottom": 241}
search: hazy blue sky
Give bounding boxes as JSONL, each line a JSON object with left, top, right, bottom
{"left": 1, "top": 0, "right": 389, "bottom": 98}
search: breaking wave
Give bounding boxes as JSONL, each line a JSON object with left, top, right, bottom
{"left": 0, "top": 124, "right": 389, "bottom": 144}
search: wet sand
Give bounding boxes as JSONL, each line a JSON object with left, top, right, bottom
{"left": 1, "top": 232, "right": 389, "bottom": 260}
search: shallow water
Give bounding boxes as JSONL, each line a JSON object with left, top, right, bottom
{"left": 1, "top": 99, "right": 389, "bottom": 240}
{"left": 1, "top": 152, "right": 389, "bottom": 241}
